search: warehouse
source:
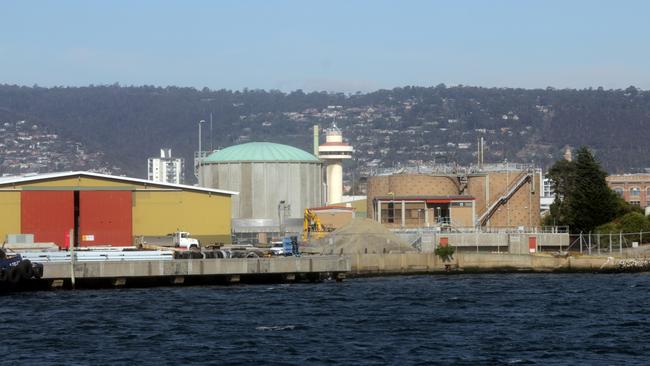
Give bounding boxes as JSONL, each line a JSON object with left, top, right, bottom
{"left": 0, "top": 171, "right": 237, "bottom": 248}
{"left": 199, "top": 142, "right": 322, "bottom": 243}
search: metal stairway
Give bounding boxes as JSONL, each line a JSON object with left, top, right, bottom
{"left": 477, "top": 170, "right": 532, "bottom": 226}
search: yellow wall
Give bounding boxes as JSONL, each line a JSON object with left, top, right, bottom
{"left": 0, "top": 192, "right": 21, "bottom": 242}
{"left": 133, "top": 190, "right": 231, "bottom": 244}
{"left": 349, "top": 199, "right": 367, "bottom": 217}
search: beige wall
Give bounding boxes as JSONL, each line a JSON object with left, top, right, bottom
{"left": 312, "top": 210, "right": 355, "bottom": 230}
{"left": 367, "top": 170, "right": 540, "bottom": 228}
{"left": 367, "top": 175, "right": 460, "bottom": 215}
{"left": 466, "top": 175, "right": 487, "bottom": 214}
{"left": 450, "top": 205, "right": 474, "bottom": 227}
{"left": 483, "top": 171, "right": 539, "bottom": 227}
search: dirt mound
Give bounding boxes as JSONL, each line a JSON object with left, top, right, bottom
{"left": 306, "top": 218, "right": 412, "bottom": 255}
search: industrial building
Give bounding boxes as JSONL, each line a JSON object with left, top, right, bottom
{"left": 0, "top": 171, "right": 236, "bottom": 248}
{"left": 367, "top": 164, "right": 541, "bottom": 229}
{"left": 198, "top": 142, "right": 322, "bottom": 243}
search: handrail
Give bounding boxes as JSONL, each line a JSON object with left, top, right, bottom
{"left": 477, "top": 170, "right": 532, "bottom": 225}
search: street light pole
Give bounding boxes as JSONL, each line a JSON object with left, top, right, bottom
{"left": 198, "top": 119, "right": 205, "bottom": 185}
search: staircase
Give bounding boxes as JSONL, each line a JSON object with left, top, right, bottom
{"left": 477, "top": 170, "right": 533, "bottom": 226}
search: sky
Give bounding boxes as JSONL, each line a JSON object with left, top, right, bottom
{"left": 1, "top": 0, "right": 649, "bottom": 93}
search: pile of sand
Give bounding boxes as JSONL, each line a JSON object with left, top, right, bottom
{"left": 306, "top": 218, "right": 413, "bottom": 255}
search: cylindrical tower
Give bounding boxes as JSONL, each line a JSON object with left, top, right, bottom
{"left": 318, "top": 123, "right": 353, "bottom": 204}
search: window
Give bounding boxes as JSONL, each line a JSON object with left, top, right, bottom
{"left": 630, "top": 201, "right": 641, "bottom": 206}
{"left": 384, "top": 202, "right": 394, "bottom": 223}
{"left": 613, "top": 188, "right": 624, "bottom": 197}
{"left": 543, "top": 178, "right": 553, "bottom": 197}
{"left": 630, "top": 187, "right": 641, "bottom": 196}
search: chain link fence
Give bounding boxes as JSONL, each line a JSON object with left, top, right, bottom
{"left": 567, "top": 231, "right": 650, "bottom": 255}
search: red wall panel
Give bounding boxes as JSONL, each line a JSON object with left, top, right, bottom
{"left": 79, "top": 191, "right": 132, "bottom": 246}
{"left": 21, "top": 191, "right": 74, "bottom": 249}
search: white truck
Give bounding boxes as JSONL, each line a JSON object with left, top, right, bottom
{"left": 173, "top": 231, "right": 200, "bottom": 250}
{"left": 141, "top": 231, "right": 200, "bottom": 250}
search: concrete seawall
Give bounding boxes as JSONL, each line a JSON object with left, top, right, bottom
{"left": 27, "top": 256, "right": 350, "bottom": 289}
{"left": 347, "top": 252, "right": 631, "bottom": 275}
{"left": 9, "top": 252, "right": 646, "bottom": 292}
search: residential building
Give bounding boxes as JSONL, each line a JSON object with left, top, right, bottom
{"left": 148, "top": 149, "right": 184, "bottom": 184}
{"left": 540, "top": 177, "right": 555, "bottom": 213}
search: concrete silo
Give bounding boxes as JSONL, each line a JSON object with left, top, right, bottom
{"left": 199, "top": 142, "right": 323, "bottom": 242}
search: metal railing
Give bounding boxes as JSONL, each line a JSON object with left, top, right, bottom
{"left": 371, "top": 163, "right": 539, "bottom": 176}
{"left": 567, "top": 231, "right": 650, "bottom": 255}
{"left": 390, "top": 226, "right": 569, "bottom": 234}
{"left": 477, "top": 170, "right": 532, "bottom": 225}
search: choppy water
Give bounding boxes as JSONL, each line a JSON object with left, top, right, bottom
{"left": 2, "top": 274, "right": 650, "bottom": 365}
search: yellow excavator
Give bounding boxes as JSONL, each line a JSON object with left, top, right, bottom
{"left": 302, "top": 209, "right": 332, "bottom": 242}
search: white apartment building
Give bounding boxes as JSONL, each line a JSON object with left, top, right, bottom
{"left": 540, "top": 177, "right": 555, "bottom": 213}
{"left": 148, "top": 148, "right": 184, "bottom": 184}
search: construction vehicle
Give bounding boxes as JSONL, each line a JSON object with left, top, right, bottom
{"left": 302, "top": 209, "right": 333, "bottom": 242}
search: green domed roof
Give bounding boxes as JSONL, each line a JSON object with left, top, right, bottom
{"left": 204, "top": 142, "right": 320, "bottom": 163}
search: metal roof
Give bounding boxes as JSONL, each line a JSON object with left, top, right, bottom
{"left": 204, "top": 142, "right": 320, "bottom": 163}
{"left": 374, "top": 195, "right": 475, "bottom": 201}
{"left": 0, "top": 171, "right": 238, "bottom": 196}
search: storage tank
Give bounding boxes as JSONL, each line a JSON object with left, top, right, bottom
{"left": 199, "top": 142, "right": 323, "bottom": 236}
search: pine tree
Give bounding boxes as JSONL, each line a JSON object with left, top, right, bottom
{"left": 544, "top": 159, "right": 576, "bottom": 226}
{"left": 568, "top": 147, "right": 618, "bottom": 232}
{"left": 545, "top": 147, "right": 618, "bottom": 233}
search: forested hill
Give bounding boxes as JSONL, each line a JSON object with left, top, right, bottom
{"left": 0, "top": 84, "right": 649, "bottom": 181}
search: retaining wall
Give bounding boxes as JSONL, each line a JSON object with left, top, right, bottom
{"left": 347, "top": 252, "right": 620, "bottom": 275}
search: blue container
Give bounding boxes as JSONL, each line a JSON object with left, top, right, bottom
{"left": 282, "top": 237, "right": 293, "bottom": 256}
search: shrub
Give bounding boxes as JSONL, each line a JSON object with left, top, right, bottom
{"left": 435, "top": 245, "right": 455, "bottom": 262}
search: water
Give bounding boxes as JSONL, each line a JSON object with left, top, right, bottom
{"left": 2, "top": 273, "right": 650, "bottom": 365}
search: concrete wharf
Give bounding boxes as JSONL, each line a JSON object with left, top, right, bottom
{"left": 347, "top": 252, "right": 639, "bottom": 275}
{"left": 31, "top": 255, "right": 350, "bottom": 289}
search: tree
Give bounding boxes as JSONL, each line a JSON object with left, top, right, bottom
{"left": 568, "top": 147, "right": 619, "bottom": 232}
{"left": 617, "top": 212, "right": 649, "bottom": 233}
{"left": 544, "top": 147, "right": 618, "bottom": 233}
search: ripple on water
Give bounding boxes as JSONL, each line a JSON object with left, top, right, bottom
{"left": 2, "top": 274, "right": 650, "bottom": 365}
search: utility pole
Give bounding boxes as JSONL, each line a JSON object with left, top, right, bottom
{"left": 198, "top": 119, "right": 205, "bottom": 185}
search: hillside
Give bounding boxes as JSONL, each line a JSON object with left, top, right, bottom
{"left": 0, "top": 84, "right": 649, "bottom": 182}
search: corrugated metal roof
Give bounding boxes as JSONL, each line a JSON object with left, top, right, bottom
{"left": 204, "top": 142, "right": 320, "bottom": 163}
{"left": 0, "top": 171, "right": 239, "bottom": 196}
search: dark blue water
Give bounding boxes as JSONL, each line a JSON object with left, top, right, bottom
{"left": 2, "top": 274, "right": 650, "bottom": 365}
